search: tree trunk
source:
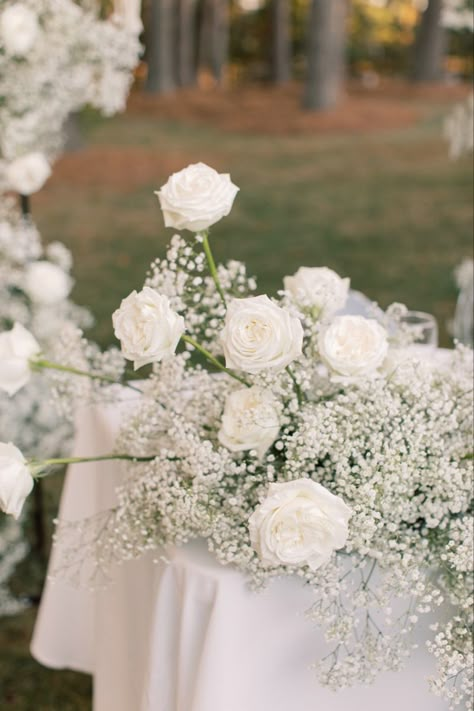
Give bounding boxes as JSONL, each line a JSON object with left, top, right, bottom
{"left": 303, "top": 0, "right": 348, "bottom": 111}
{"left": 210, "top": 0, "right": 229, "bottom": 84}
{"left": 178, "top": 0, "right": 198, "bottom": 87}
{"left": 271, "top": 0, "right": 291, "bottom": 84}
{"left": 413, "top": 0, "right": 446, "bottom": 83}
{"left": 198, "top": 0, "right": 229, "bottom": 85}
{"left": 145, "top": 0, "right": 176, "bottom": 94}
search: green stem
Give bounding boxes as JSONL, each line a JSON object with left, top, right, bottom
{"left": 362, "top": 558, "right": 377, "bottom": 591}
{"left": 286, "top": 365, "right": 304, "bottom": 405}
{"left": 200, "top": 231, "right": 227, "bottom": 306}
{"left": 29, "top": 453, "right": 158, "bottom": 478}
{"left": 182, "top": 335, "right": 250, "bottom": 387}
{"left": 31, "top": 358, "right": 143, "bottom": 393}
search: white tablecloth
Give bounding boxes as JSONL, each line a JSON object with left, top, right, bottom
{"left": 31, "top": 395, "right": 449, "bottom": 711}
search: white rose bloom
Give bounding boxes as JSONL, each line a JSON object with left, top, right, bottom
{"left": 249, "top": 479, "right": 352, "bottom": 570}
{"left": 284, "top": 266, "right": 350, "bottom": 317}
{"left": 112, "top": 287, "right": 185, "bottom": 369}
{"left": 6, "top": 153, "right": 51, "bottom": 196}
{"left": 0, "top": 4, "right": 39, "bottom": 56}
{"left": 218, "top": 387, "right": 280, "bottom": 459}
{"left": 318, "top": 315, "right": 388, "bottom": 378}
{"left": 221, "top": 295, "right": 303, "bottom": 374}
{"left": 0, "top": 442, "right": 33, "bottom": 519}
{"left": 24, "top": 261, "right": 72, "bottom": 305}
{"left": 0, "top": 323, "right": 40, "bottom": 396}
{"left": 156, "top": 162, "right": 239, "bottom": 232}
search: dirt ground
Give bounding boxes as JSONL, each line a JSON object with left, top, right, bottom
{"left": 48, "top": 146, "right": 200, "bottom": 190}
{"left": 47, "top": 79, "right": 471, "bottom": 193}
{"left": 127, "top": 79, "right": 470, "bottom": 135}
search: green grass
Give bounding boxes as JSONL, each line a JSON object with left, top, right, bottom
{"left": 34, "top": 104, "right": 473, "bottom": 348}
{"left": 1, "top": 94, "right": 472, "bottom": 710}
{"left": 0, "top": 610, "right": 92, "bottom": 711}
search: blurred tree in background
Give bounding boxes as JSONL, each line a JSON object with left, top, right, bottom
{"left": 304, "top": 0, "right": 348, "bottom": 108}
{"left": 271, "top": 0, "right": 292, "bottom": 83}
{"left": 413, "top": 0, "right": 447, "bottom": 81}
{"left": 349, "top": 0, "right": 419, "bottom": 74}
{"left": 138, "top": 0, "right": 472, "bottom": 110}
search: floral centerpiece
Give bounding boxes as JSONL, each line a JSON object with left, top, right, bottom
{"left": 0, "top": 164, "right": 472, "bottom": 708}
{"left": 0, "top": 0, "right": 142, "bottom": 188}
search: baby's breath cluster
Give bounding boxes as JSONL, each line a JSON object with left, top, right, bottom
{"left": 0, "top": 517, "right": 29, "bottom": 616}
{"left": 0, "top": 200, "right": 94, "bottom": 616}
{"left": 146, "top": 234, "right": 257, "bottom": 355}
{"left": 0, "top": 0, "right": 141, "bottom": 166}
{"left": 0, "top": 199, "right": 93, "bottom": 451}
{"left": 444, "top": 93, "right": 474, "bottom": 160}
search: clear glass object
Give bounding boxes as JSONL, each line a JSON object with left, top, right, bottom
{"left": 452, "top": 260, "right": 474, "bottom": 347}
{"left": 400, "top": 310, "right": 439, "bottom": 348}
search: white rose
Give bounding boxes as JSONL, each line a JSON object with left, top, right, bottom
{"left": 218, "top": 387, "right": 280, "bottom": 459}
{"left": 0, "top": 442, "right": 33, "bottom": 519}
{"left": 0, "top": 323, "right": 40, "bottom": 396}
{"left": 221, "top": 295, "right": 303, "bottom": 374}
{"left": 318, "top": 315, "right": 388, "bottom": 378}
{"left": 284, "top": 267, "right": 349, "bottom": 317}
{"left": 112, "top": 287, "right": 185, "bottom": 369}
{"left": 24, "top": 261, "right": 72, "bottom": 305}
{"left": 155, "top": 162, "right": 239, "bottom": 232}
{"left": 6, "top": 153, "right": 51, "bottom": 196}
{"left": 249, "top": 479, "right": 352, "bottom": 570}
{"left": 0, "top": 4, "right": 39, "bottom": 56}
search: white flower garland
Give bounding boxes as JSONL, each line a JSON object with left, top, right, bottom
{"left": 0, "top": 196, "right": 93, "bottom": 614}
{"left": 0, "top": 0, "right": 141, "bottom": 169}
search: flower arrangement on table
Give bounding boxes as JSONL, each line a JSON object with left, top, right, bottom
{"left": 0, "top": 164, "right": 472, "bottom": 708}
{"left": 0, "top": 0, "right": 142, "bottom": 191}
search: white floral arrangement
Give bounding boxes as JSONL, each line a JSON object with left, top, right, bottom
{"left": 0, "top": 164, "right": 472, "bottom": 708}
{"left": 0, "top": 516, "right": 29, "bottom": 616}
{"left": 450, "top": 258, "right": 474, "bottom": 348}
{"left": 444, "top": 93, "right": 474, "bottom": 160}
{"left": 0, "top": 196, "right": 93, "bottom": 614}
{"left": 0, "top": 0, "right": 141, "bottom": 184}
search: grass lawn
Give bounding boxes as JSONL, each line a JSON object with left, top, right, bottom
{"left": 35, "top": 89, "right": 473, "bottom": 348}
{"left": 1, "top": 85, "right": 472, "bottom": 710}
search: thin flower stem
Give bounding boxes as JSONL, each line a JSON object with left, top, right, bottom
{"left": 286, "top": 365, "right": 304, "bottom": 405}
{"left": 29, "top": 454, "right": 159, "bottom": 478}
{"left": 182, "top": 335, "right": 250, "bottom": 387}
{"left": 31, "top": 358, "right": 143, "bottom": 393}
{"left": 20, "top": 194, "right": 30, "bottom": 217}
{"left": 362, "top": 558, "right": 377, "bottom": 590}
{"left": 200, "top": 231, "right": 227, "bottom": 306}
